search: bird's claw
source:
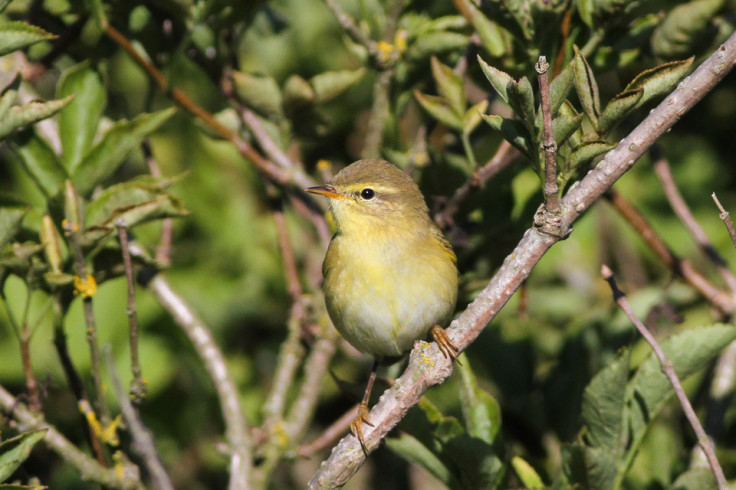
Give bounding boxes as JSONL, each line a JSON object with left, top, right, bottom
{"left": 431, "top": 325, "right": 461, "bottom": 364}
{"left": 350, "top": 402, "right": 373, "bottom": 454}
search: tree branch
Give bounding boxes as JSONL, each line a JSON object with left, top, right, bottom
{"left": 601, "top": 265, "right": 727, "bottom": 489}
{"left": 307, "top": 29, "right": 736, "bottom": 487}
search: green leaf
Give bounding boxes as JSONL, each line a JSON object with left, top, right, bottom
{"left": 0, "top": 21, "right": 55, "bottom": 57}
{"left": 577, "top": 0, "right": 594, "bottom": 26}
{"left": 282, "top": 75, "right": 315, "bottom": 108}
{"left": 0, "top": 74, "right": 20, "bottom": 121}
{"left": 582, "top": 349, "right": 630, "bottom": 450}
{"left": 478, "top": 55, "right": 513, "bottom": 104}
{"left": 10, "top": 131, "right": 67, "bottom": 197}
{"left": 512, "top": 456, "right": 545, "bottom": 489}
{"left": 568, "top": 140, "right": 616, "bottom": 170}
{"left": 481, "top": 114, "right": 533, "bottom": 159}
{"left": 651, "top": 0, "right": 723, "bottom": 59}
{"left": 457, "top": 354, "right": 501, "bottom": 444}
{"left": 626, "top": 325, "right": 736, "bottom": 469}
{"left": 671, "top": 468, "right": 718, "bottom": 490}
{"left": 598, "top": 89, "right": 644, "bottom": 134}
{"left": 463, "top": 0, "right": 508, "bottom": 57}
{"left": 431, "top": 57, "right": 465, "bottom": 116}
{"left": 0, "top": 95, "right": 73, "bottom": 140}
{"left": 232, "top": 71, "right": 283, "bottom": 117}
{"left": 446, "top": 435, "right": 505, "bottom": 490}
{"left": 552, "top": 113, "right": 583, "bottom": 146}
{"left": 386, "top": 433, "right": 452, "bottom": 486}
{"left": 623, "top": 58, "right": 694, "bottom": 109}
{"left": 406, "top": 31, "right": 468, "bottom": 61}
{"left": 57, "top": 62, "right": 106, "bottom": 173}
{"left": 0, "top": 430, "right": 46, "bottom": 481}
{"left": 415, "top": 91, "right": 463, "bottom": 130}
{"left": 507, "top": 77, "right": 536, "bottom": 129}
{"left": 81, "top": 179, "right": 188, "bottom": 247}
{"left": 573, "top": 46, "right": 600, "bottom": 128}
{"left": 549, "top": 63, "right": 575, "bottom": 116}
{"left": 0, "top": 207, "right": 27, "bottom": 249}
{"left": 311, "top": 68, "right": 366, "bottom": 104}
{"left": 72, "top": 107, "right": 176, "bottom": 195}
{"left": 561, "top": 444, "right": 618, "bottom": 490}
{"left": 463, "top": 100, "right": 488, "bottom": 136}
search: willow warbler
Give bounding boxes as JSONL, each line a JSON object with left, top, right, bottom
{"left": 306, "top": 159, "right": 458, "bottom": 450}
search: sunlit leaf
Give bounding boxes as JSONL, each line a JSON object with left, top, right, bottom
{"left": 0, "top": 430, "right": 46, "bottom": 481}
{"left": 386, "top": 433, "right": 452, "bottom": 486}
{"left": 311, "top": 68, "right": 366, "bottom": 104}
{"left": 231, "top": 71, "right": 283, "bottom": 117}
{"left": 0, "top": 95, "right": 73, "bottom": 140}
{"left": 463, "top": 100, "right": 489, "bottom": 136}
{"left": 415, "top": 91, "right": 463, "bottom": 130}
{"left": 431, "top": 57, "right": 465, "bottom": 116}
{"left": 10, "top": 130, "right": 67, "bottom": 197}
{"left": 0, "top": 21, "right": 55, "bottom": 56}
{"left": 512, "top": 456, "right": 545, "bottom": 489}
{"left": 478, "top": 55, "right": 513, "bottom": 104}
{"left": 623, "top": 58, "right": 694, "bottom": 108}
{"left": 72, "top": 108, "right": 176, "bottom": 194}
{"left": 0, "top": 207, "right": 27, "bottom": 249}
{"left": 568, "top": 140, "right": 615, "bottom": 170}
{"left": 651, "top": 0, "right": 722, "bottom": 59}
{"left": 582, "top": 349, "right": 630, "bottom": 450}
{"left": 57, "top": 62, "right": 106, "bottom": 173}
{"left": 457, "top": 354, "right": 501, "bottom": 444}
{"left": 552, "top": 113, "right": 583, "bottom": 146}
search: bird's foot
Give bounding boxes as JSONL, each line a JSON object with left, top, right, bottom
{"left": 431, "top": 325, "right": 460, "bottom": 364}
{"left": 350, "top": 401, "right": 374, "bottom": 454}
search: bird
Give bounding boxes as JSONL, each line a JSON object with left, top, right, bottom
{"left": 305, "top": 158, "right": 459, "bottom": 451}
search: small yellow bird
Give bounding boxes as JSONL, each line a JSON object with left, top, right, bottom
{"left": 306, "top": 159, "right": 459, "bottom": 450}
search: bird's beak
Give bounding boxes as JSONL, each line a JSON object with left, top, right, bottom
{"left": 305, "top": 185, "right": 348, "bottom": 200}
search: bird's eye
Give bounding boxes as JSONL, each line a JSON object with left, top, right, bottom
{"left": 360, "top": 188, "right": 375, "bottom": 200}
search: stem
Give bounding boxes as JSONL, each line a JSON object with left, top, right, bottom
{"left": 104, "top": 346, "right": 174, "bottom": 490}
{"left": 116, "top": 221, "right": 147, "bottom": 402}
{"left": 712, "top": 192, "right": 736, "bottom": 249}
{"left": 651, "top": 147, "right": 736, "bottom": 294}
{"left": 0, "top": 383, "right": 142, "bottom": 489}
{"left": 536, "top": 56, "right": 559, "bottom": 214}
{"left": 362, "top": 69, "right": 392, "bottom": 159}
{"left": 601, "top": 265, "right": 727, "bottom": 490}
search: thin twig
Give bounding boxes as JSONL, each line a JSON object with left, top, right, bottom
{"left": 0, "top": 292, "right": 41, "bottom": 412}
{"left": 240, "top": 107, "right": 302, "bottom": 172}
{"left": 116, "top": 221, "right": 147, "bottom": 402}
{"left": 605, "top": 190, "right": 735, "bottom": 315}
{"left": 298, "top": 404, "right": 358, "bottom": 457}
{"left": 103, "top": 346, "right": 174, "bottom": 490}
{"left": 52, "top": 297, "right": 107, "bottom": 467}
{"left": 308, "top": 30, "right": 736, "bottom": 486}
{"left": 0, "top": 383, "right": 142, "bottom": 489}
{"left": 143, "top": 143, "right": 173, "bottom": 267}
{"left": 434, "top": 140, "right": 517, "bottom": 229}
{"left": 103, "top": 23, "right": 315, "bottom": 191}
{"left": 601, "top": 265, "right": 727, "bottom": 489}
{"left": 712, "top": 192, "right": 736, "bottom": 249}
{"left": 131, "top": 251, "right": 253, "bottom": 490}
{"left": 651, "top": 146, "right": 736, "bottom": 294}
{"left": 536, "top": 56, "right": 560, "bottom": 214}
{"left": 64, "top": 221, "right": 110, "bottom": 424}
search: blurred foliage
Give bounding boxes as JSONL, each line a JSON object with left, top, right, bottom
{"left": 0, "top": 0, "right": 735, "bottom": 488}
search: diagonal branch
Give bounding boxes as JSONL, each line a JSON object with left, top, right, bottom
{"left": 307, "top": 29, "right": 736, "bottom": 488}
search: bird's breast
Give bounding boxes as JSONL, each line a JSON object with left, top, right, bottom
{"left": 323, "top": 230, "right": 457, "bottom": 358}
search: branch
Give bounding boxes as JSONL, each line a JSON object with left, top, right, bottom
{"left": 103, "top": 24, "right": 315, "bottom": 191}
{"left": 104, "top": 347, "right": 174, "bottom": 490}
{"left": 536, "top": 56, "right": 559, "bottom": 214}
{"left": 0, "top": 384, "right": 142, "bottom": 489}
{"left": 712, "top": 192, "right": 736, "bottom": 249}
{"left": 307, "top": 29, "right": 736, "bottom": 487}
{"left": 134, "top": 262, "right": 253, "bottom": 490}
{"left": 605, "top": 189, "right": 735, "bottom": 315}
{"left": 601, "top": 265, "right": 727, "bottom": 489}
{"left": 651, "top": 147, "right": 736, "bottom": 294}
